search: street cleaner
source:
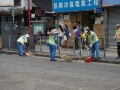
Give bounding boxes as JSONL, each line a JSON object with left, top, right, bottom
{"left": 86, "top": 28, "right": 100, "bottom": 61}
{"left": 17, "top": 34, "right": 30, "bottom": 56}
{"left": 46, "top": 29, "right": 58, "bottom": 61}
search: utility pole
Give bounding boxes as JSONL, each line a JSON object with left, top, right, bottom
{"left": 28, "top": 0, "right": 31, "bottom": 35}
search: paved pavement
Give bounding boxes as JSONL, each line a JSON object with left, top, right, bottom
{"left": 0, "top": 45, "right": 120, "bottom": 64}
{"left": 0, "top": 54, "right": 120, "bottom": 90}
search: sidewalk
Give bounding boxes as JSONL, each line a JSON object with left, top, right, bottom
{"left": 0, "top": 45, "right": 120, "bottom": 65}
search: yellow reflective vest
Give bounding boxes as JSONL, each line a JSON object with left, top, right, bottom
{"left": 48, "top": 35, "right": 56, "bottom": 45}
{"left": 87, "top": 31, "right": 98, "bottom": 44}
{"left": 17, "top": 36, "right": 25, "bottom": 45}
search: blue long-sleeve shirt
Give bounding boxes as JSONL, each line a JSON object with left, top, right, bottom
{"left": 54, "top": 35, "right": 58, "bottom": 44}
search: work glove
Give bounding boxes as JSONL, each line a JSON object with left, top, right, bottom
{"left": 84, "top": 39, "right": 86, "bottom": 42}
{"left": 90, "top": 44, "right": 93, "bottom": 48}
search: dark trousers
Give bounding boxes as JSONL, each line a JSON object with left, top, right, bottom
{"left": 34, "top": 38, "right": 40, "bottom": 44}
{"left": 75, "top": 37, "right": 79, "bottom": 50}
{"left": 59, "top": 37, "right": 62, "bottom": 46}
{"left": 25, "top": 43, "right": 29, "bottom": 50}
{"left": 117, "top": 42, "right": 120, "bottom": 57}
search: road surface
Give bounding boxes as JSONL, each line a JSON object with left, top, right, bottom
{"left": 0, "top": 54, "right": 120, "bottom": 90}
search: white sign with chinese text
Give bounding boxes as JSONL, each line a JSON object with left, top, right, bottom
{"left": 52, "top": 0, "right": 101, "bottom": 12}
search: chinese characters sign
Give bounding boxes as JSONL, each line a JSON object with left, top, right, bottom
{"left": 52, "top": 0, "right": 101, "bottom": 12}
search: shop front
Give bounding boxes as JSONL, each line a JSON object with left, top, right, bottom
{"left": 102, "top": 0, "right": 120, "bottom": 45}
{"left": 0, "top": 7, "right": 23, "bottom": 35}
{"left": 52, "top": 0, "right": 101, "bottom": 46}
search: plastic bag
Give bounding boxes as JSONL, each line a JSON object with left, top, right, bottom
{"left": 69, "top": 33, "right": 71, "bottom": 37}
{"left": 63, "top": 35, "right": 67, "bottom": 40}
{"left": 61, "top": 39, "right": 65, "bottom": 45}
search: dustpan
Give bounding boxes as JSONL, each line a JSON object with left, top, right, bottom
{"left": 84, "top": 57, "right": 92, "bottom": 63}
{"left": 80, "top": 39, "right": 93, "bottom": 63}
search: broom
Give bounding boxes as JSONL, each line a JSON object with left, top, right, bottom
{"left": 80, "top": 40, "right": 92, "bottom": 63}
{"left": 27, "top": 47, "right": 34, "bottom": 57}
{"left": 59, "top": 47, "right": 73, "bottom": 62}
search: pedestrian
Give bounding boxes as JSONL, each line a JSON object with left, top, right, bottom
{"left": 76, "top": 21, "right": 82, "bottom": 32}
{"left": 63, "top": 25, "right": 70, "bottom": 49}
{"left": 86, "top": 28, "right": 100, "bottom": 60}
{"left": 58, "top": 25, "right": 63, "bottom": 47}
{"left": 17, "top": 34, "right": 30, "bottom": 56}
{"left": 80, "top": 29, "right": 89, "bottom": 50}
{"left": 113, "top": 24, "right": 120, "bottom": 59}
{"left": 83, "top": 23, "right": 89, "bottom": 33}
{"left": 34, "top": 30, "right": 42, "bottom": 44}
{"left": 46, "top": 29, "right": 58, "bottom": 61}
{"left": 73, "top": 26, "right": 80, "bottom": 50}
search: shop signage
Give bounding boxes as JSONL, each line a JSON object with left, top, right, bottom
{"left": 94, "top": 8, "right": 102, "bottom": 13}
{"left": 52, "top": 0, "right": 101, "bottom": 12}
{"left": 102, "top": 0, "right": 120, "bottom": 7}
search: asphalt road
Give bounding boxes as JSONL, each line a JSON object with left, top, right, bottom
{"left": 0, "top": 54, "right": 120, "bottom": 90}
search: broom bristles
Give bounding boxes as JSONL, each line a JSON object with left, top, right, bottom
{"left": 28, "top": 50, "right": 33, "bottom": 57}
{"left": 60, "top": 51, "right": 73, "bottom": 62}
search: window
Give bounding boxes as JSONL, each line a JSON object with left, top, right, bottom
{"left": 14, "top": 0, "right": 21, "bottom": 6}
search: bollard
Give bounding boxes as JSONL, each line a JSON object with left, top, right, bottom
{"left": 8, "top": 35, "right": 11, "bottom": 50}
{"left": 79, "top": 38, "right": 82, "bottom": 56}
{"left": 40, "top": 36, "right": 42, "bottom": 53}
{"left": 73, "top": 42, "right": 75, "bottom": 54}
{"left": 58, "top": 36, "right": 60, "bottom": 55}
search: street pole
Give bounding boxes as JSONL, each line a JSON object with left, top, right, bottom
{"left": 13, "top": 16, "right": 14, "bottom": 22}
{"left": 103, "top": 8, "right": 107, "bottom": 58}
{"left": 56, "top": 13, "right": 60, "bottom": 55}
{"left": 12, "top": 8, "right": 15, "bottom": 22}
{"left": 28, "top": 0, "right": 31, "bottom": 35}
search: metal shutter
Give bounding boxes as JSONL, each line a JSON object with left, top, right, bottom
{"left": 108, "top": 6, "right": 120, "bottom": 46}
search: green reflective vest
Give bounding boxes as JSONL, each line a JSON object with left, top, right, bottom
{"left": 87, "top": 31, "right": 98, "bottom": 44}
{"left": 17, "top": 36, "right": 25, "bottom": 45}
{"left": 49, "top": 35, "right": 56, "bottom": 45}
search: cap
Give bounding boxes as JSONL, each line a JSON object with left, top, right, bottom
{"left": 50, "top": 29, "right": 58, "bottom": 34}
{"left": 85, "top": 27, "right": 90, "bottom": 31}
{"left": 25, "top": 34, "right": 30, "bottom": 37}
{"left": 116, "top": 24, "right": 120, "bottom": 27}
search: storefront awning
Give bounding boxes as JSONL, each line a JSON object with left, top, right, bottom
{"left": 32, "top": 0, "right": 52, "bottom": 12}
{"left": 0, "top": 7, "right": 21, "bottom": 11}
{"left": 0, "top": 7, "right": 23, "bottom": 14}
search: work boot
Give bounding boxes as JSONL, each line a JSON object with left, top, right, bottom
{"left": 91, "top": 57, "right": 94, "bottom": 61}
{"left": 94, "top": 57, "right": 100, "bottom": 61}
